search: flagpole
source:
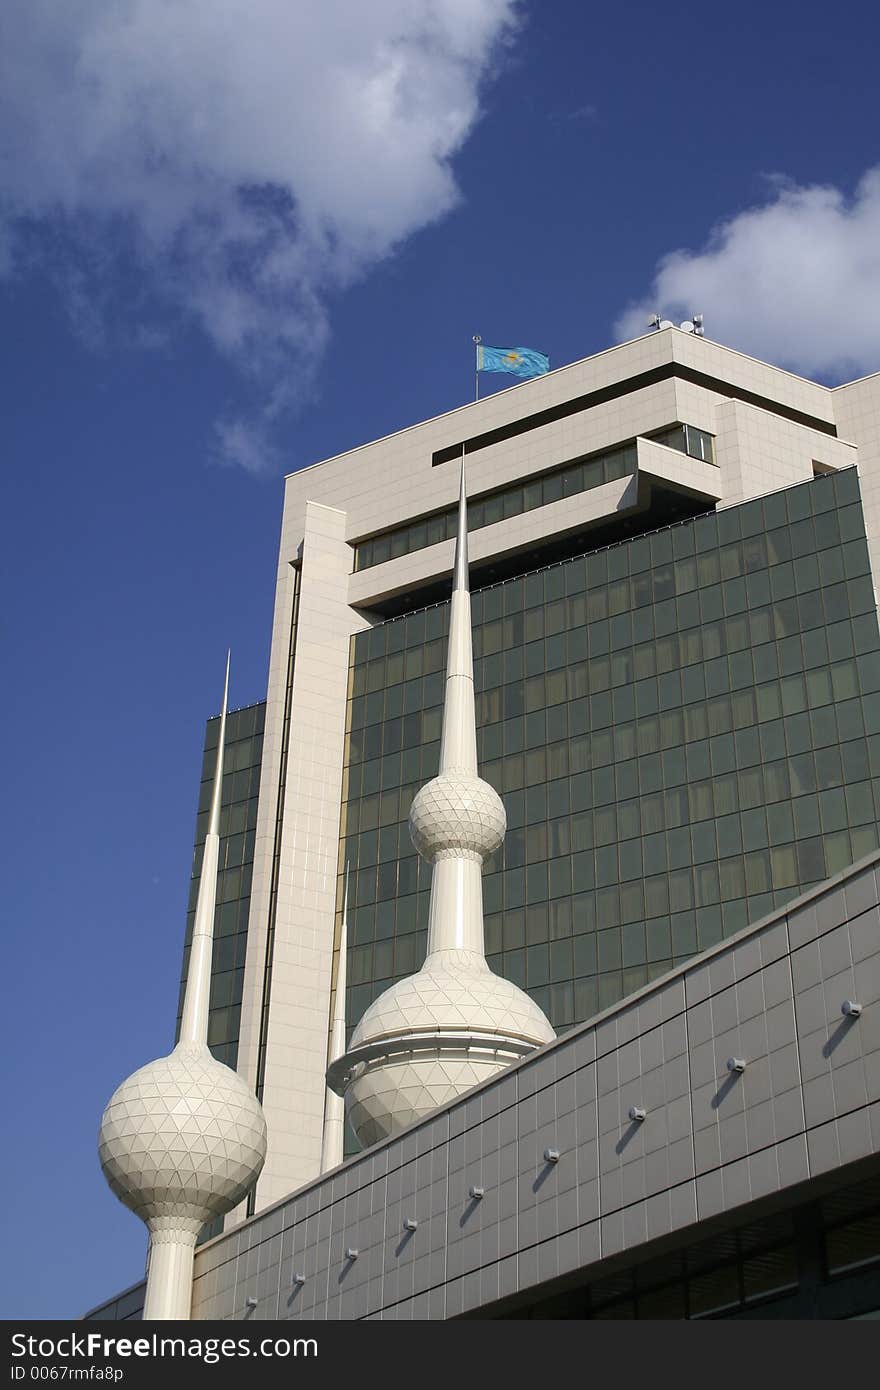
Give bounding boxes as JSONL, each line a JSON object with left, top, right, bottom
{"left": 473, "top": 334, "right": 481, "bottom": 402}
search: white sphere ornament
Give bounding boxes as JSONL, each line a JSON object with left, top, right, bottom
{"left": 409, "top": 768, "right": 506, "bottom": 860}
{"left": 98, "top": 1041, "right": 267, "bottom": 1234}
{"left": 340, "top": 950, "right": 555, "bottom": 1148}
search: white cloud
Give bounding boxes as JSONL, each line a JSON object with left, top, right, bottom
{"left": 214, "top": 416, "right": 279, "bottom": 477}
{"left": 615, "top": 168, "right": 880, "bottom": 381}
{"left": 0, "top": 1, "right": 519, "bottom": 470}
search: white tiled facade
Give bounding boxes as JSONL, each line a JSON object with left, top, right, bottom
{"left": 834, "top": 373, "right": 880, "bottom": 600}
{"left": 234, "top": 329, "right": 880, "bottom": 1213}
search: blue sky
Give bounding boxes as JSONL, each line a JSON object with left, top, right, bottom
{"left": 3, "top": 0, "right": 879, "bottom": 1319}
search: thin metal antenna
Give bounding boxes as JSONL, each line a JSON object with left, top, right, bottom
{"left": 473, "top": 334, "right": 482, "bottom": 402}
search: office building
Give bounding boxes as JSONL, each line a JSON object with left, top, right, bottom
{"left": 92, "top": 328, "right": 880, "bottom": 1318}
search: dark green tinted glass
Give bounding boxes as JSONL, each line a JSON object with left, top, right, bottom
{"left": 340, "top": 469, "right": 879, "bottom": 1036}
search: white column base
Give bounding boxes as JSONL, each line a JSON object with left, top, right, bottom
{"left": 427, "top": 854, "right": 485, "bottom": 954}
{"left": 143, "top": 1223, "right": 198, "bottom": 1321}
{"left": 320, "top": 1089, "right": 345, "bottom": 1172}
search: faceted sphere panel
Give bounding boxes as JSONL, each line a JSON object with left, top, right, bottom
{"left": 409, "top": 769, "right": 506, "bottom": 861}
{"left": 346, "top": 1052, "right": 516, "bottom": 1148}
{"left": 348, "top": 949, "right": 555, "bottom": 1051}
{"left": 99, "top": 1043, "right": 267, "bottom": 1227}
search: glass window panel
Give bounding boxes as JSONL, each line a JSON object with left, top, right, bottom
{"left": 845, "top": 780, "right": 875, "bottom": 825}
{"left": 718, "top": 856, "right": 746, "bottom": 902}
{"left": 526, "top": 943, "right": 549, "bottom": 985}
{"left": 523, "top": 904, "right": 549, "bottom": 947}
{"left": 668, "top": 870, "right": 694, "bottom": 913}
{"left": 502, "top": 487, "right": 525, "bottom": 519}
{"left": 694, "top": 863, "right": 720, "bottom": 906}
{"left": 645, "top": 917, "right": 670, "bottom": 961}
{"left": 560, "top": 462, "right": 585, "bottom": 495}
{"left": 670, "top": 912, "right": 697, "bottom": 957}
{"left": 741, "top": 1245, "right": 798, "bottom": 1303}
{"left": 770, "top": 844, "right": 799, "bottom": 888}
{"left": 789, "top": 750, "right": 817, "bottom": 795}
{"left": 597, "top": 928, "right": 622, "bottom": 972}
{"left": 500, "top": 908, "right": 525, "bottom": 950}
{"left": 825, "top": 1213, "right": 880, "bottom": 1276}
{"left": 542, "top": 474, "right": 564, "bottom": 505}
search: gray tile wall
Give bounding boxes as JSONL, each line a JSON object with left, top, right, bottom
{"left": 86, "top": 850, "right": 880, "bottom": 1322}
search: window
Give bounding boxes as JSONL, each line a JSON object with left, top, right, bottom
{"left": 352, "top": 439, "right": 640, "bottom": 570}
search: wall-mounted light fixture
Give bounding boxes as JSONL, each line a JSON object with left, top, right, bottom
{"left": 543, "top": 1147, "right": 560, "bottom": 1164}
{"left": 345, "top": 1247, "right": 359, "bottom": 1261}
{"left": 628, "top": 1106, "right": 646, "bottom": 1123}
{"left": 842, "top": 999, "right": 863, "bottom": 1018}
{"left": 403, "top": 1217, "right": 419, "bottom": 1232}
{"left": 727, "top": 1057, "right": 747, "bottom": 1074}
{"left": 293, "top": 1273, "right": 306, "bottom": 1286}
{"left": 469, "top": 1185, "right": 485, "bottom": 1200}
{"left": 245, "top": 1296, "right": 258, "bottom": 1309}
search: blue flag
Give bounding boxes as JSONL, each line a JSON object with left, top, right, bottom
{"left": 477, "top": 344, "right": 550, "bottom": 379}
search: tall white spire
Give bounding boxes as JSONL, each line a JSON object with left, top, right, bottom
{"left": 99, "top": 657, "right": 267, "bottom": 1320}
{"left": 440, "top": 462, "right": 479, "bottom": 773}
{"left": 329, "top": 465, "right": 554, "bottom": 1147}
{"left": 409, "top": 462, "right": 507, "bottom": 956}
{"left": 320, "top": 867, "right": 349, "bottom": 1172}
{"left": 179, "top": 651, "right": 229, "bottom": 1045}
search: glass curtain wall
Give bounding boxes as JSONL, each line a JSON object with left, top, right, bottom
{"left": 340, "top": 469, "right": 880, "bottom": 1038}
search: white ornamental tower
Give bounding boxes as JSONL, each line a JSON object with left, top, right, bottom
{"left": 329, "top": 466, "right": 555, "bottom": 1147}
{"left": 98, "top": 657, "right": 267, "bottom": 1320}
